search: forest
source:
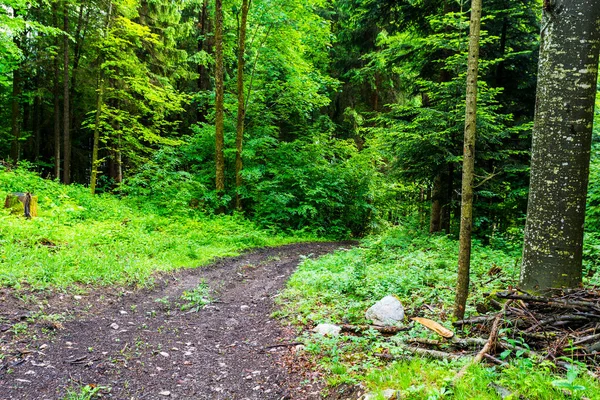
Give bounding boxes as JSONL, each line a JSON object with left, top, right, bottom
{"left": 2, "top": 0, "right": 600, "bottom": 399}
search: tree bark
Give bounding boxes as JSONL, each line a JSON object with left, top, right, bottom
{"left": 235, "top": 0, "right": 249, "bottom": 211}
{"left": 214, "top": 0, "right": 225, "bottom": 205}
{"left": 9, "top": 37, "right": 21, "bottom": 162}
{"left": 197, "top": 0, "right": 211, "bottom": 122}
{"left": 454, "top": 0, "right": 482, "bottom": 320}
{"left": 53, "top": 4, "right": 61, "bottom": 179}
{"left": 520, "top": 0, "right": 600, "bottom": 291}
{"left": 62, "top": 2, "right": 71, "bottom": 184}
{"left": 90, "top": 1, "right": 112, "bottom": 195}
{"left": 429, "top": 174, "right": 443, "bottom": 233}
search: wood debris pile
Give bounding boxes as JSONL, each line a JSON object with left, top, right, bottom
{"left": 404, "top": 289, "right": 600, "bottom": 374}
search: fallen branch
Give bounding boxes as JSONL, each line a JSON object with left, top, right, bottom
{"left": 263, "top": 342, "right": 303, "bottom": 350}
{"left": 454, "top": 300, "right": 511, "bottom": 383}
{"left": 453, "top": 315, "right": 495, "bottom": 327}
{"left": 496, "top": 292, "right": 600, "bottom": 311}
{"left": 340, "top": 324, "right": 409, "bottom": 335}
{"left": 404, "top": 346, "right": 467, "bottom": 361}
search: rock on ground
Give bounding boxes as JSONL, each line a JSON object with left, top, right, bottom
{"left": 365, "top": 295, "right": 404, "bottom": 326}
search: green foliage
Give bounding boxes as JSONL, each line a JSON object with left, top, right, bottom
{"left": 277, "top": 223, "right": 600, "bottom": 398}
{"left": 0, "top": 167, "right": 312, "bottom": 289}
{"left": 180, "top": 280, "right": 212, "bottom": 312}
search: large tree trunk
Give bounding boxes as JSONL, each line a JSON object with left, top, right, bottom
{"left": 453, "top": 0, "right": 482, "bottom": 320}
{"left": 235, "top": 0, "right": 249, "bottom": 211}
{"left": 214, "top": 0, "right": 225, "bottom": 205}
{"left": 520, "top": 1, "right": 600, "bottom": 291}
{"left": 63, "top": 2, "right": 71, "bottom": 184}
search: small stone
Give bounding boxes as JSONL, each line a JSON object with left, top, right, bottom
{"left": 184, "top": 351, "right": 192, "bottom": 356}
{"left": 312, "top": 323, "right": 341, "bottom": 336}
{"left": 240, "top": 305, "right": 250, "bottom": 310}
{"left": 119, "top": 310, "right": 128, "bottom": 315}
{"left": 65, "top": 342, "right": 73, "bottom": 347}
{"left": 24, "top": 370, "right": 36, "bottom": 375}
{"left": 110, "top": 323, "right": 119, "bottom": 330}
{"left": 159, "top": 390, "right": 171, "bottom": 396}
{"left": 171, "top": 347, "right": 179, "bottom": 351}
{"left": 159, "top": 352, "right": 170, "bottom": 358}
{"left": 73, "top": 295, "right": 82, "bottom": 300}
{"left": 363, "top": 389, "right": 398, "bottom": 400}
{"left": 365, "top": 296, "right": 405, "bottom": 326}
{"left": 39, "top": 344, "right": 48, "bottom": 350}
{"left": 15, "top": 379, "right": 31, "bottom": 383}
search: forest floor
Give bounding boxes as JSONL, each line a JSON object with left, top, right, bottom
{"left": 0, "top": 242, "right": 353, "bottom": 400}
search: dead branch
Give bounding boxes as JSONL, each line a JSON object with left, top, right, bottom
{"left": 339, "top": 324, "right": 409, "bottom": 335}
{"left": 454, "top": 300, "right": 511, "bottom": 383}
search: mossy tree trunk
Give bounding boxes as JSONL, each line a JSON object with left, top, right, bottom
{"left": 453, "top": 0, "right": 482, "bottom": 320}
{"left": 520, "top": 0, "right": 600, "bottom": 291}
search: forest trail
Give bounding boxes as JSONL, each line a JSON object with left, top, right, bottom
{"left": 0, "top": 242, "right": 351, "bottom": 400}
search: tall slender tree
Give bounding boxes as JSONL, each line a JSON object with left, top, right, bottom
{"left": 214, "top": 0, "right": 225, "bottom": 204}
{"left": 454, "top": 0, "right": 483, "bottom": 320}
{"left": 62, "top": 1, "right": 71, "bottom": 184}
{"left": 235, "top": 0, "right": 249, "bottom": 211}
{"left": 520, "top": 0, "right": 600, "bottom": 291}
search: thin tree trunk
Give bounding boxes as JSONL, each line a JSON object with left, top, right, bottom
{"left": 235, "top": 0, "right": 249, "bottom": 211}
{"left": 53, "top": 4, "right": 61, "bottom": 179}
{"left": 214, "top": 0, "right": 225, "bottom": 206}
{"left": 9, "top": 38, "right": 21, "bottom": 162}
{"left": 63, "top": 2, "right": 71, "bottom": 184}
{"left": 520, "top": 0, "right": 600, "bottom": 291}
{"left": 430, "top": 174, "right": 443, "bottom": 233}
{"left": 453, "top": 0, "right": 482, "bottom": 320}
{"left": 90, "top": 1, "right": 112, "bottom": 195}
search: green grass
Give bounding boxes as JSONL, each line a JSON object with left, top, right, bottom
{"left": 0, "top": 166, "right": 315, "bottom": 289}
{"left": 277, "top": 222, "right": 600, "bottom": 399}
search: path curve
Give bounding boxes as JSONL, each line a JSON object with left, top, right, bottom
{"left": 0, "top": 242, "right": 351, "bottom": 400}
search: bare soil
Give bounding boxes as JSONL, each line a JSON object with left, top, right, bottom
{"left": 0, "top": 242, "right": 353, "bottom": 400}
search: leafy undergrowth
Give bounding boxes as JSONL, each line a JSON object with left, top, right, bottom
{"left": 276, "top": 223, "right": 600, "bottom": 399}
{"left": 0, "top": 166, "right": 314, "bottom": 289}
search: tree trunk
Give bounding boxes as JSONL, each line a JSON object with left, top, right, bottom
{"left": 53, "top": 3, "right": 61, "bottom": 179}
{"left": 430, "top": 174, "right": 443, "bottom": 233}
{"left": 453, "top": 0, "right": 482, "bottom": 320}
{"left": 214, "top": 0, "right": 225, "bottom": 205}
{"left": 235, "top": 0, "right": 249, "bottom": 211}
{"left": 63, "top": 2, "right": 71, "bottom": 184}
{"left": 197, "top": 0, "right": 211, "bottom": 122}
{"left": 90, "top": 1, "right": 112, "bottom": 195}
{"left": 520, "top": 0, "right": 600, "bottom": 291}
{"left": 9, "top": 40, "right": 21, "bottom": 162}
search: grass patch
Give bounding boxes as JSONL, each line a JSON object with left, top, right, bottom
{"left": 0, "top": 166, "right": 315, "bottom": 289}
{"left": 277, "top": 222, "right": 600, "bottom": 399}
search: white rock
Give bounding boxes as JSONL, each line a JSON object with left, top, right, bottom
{"left": 159, "top": 352, "right": 170, "bottom": 357}
{"left": 73, "top": 295, "right": 82, "bottom": 300}
{"left": 159, "top": 390, "right": 171, "bottom": 396}
{"left": 110, "top": 323, "right": 119, "bottom": 330}
{"left": 365, "top": 296, "right": 404, "bottom": 326}
{"left": 240, "top": 305, "right": 250, "bottom": 310}
{"left": 363, "top": 389, "right": 398, "bottom": 400}
{"left": 312, "top": 323, "right": 341, "bottom": 336}
{"left": 119, "top": 310, "right": 128, "bottom": 315}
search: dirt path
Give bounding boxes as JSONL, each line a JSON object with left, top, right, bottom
{"left": 0, "top": 242, "right": 351, "bottom": 400}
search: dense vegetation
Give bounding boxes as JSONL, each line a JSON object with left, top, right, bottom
{"left": 0, "top": 166, "right": 311, "bottom": 288}
{"left": 4, "top": 0, "right": 600, "bottom": 398}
